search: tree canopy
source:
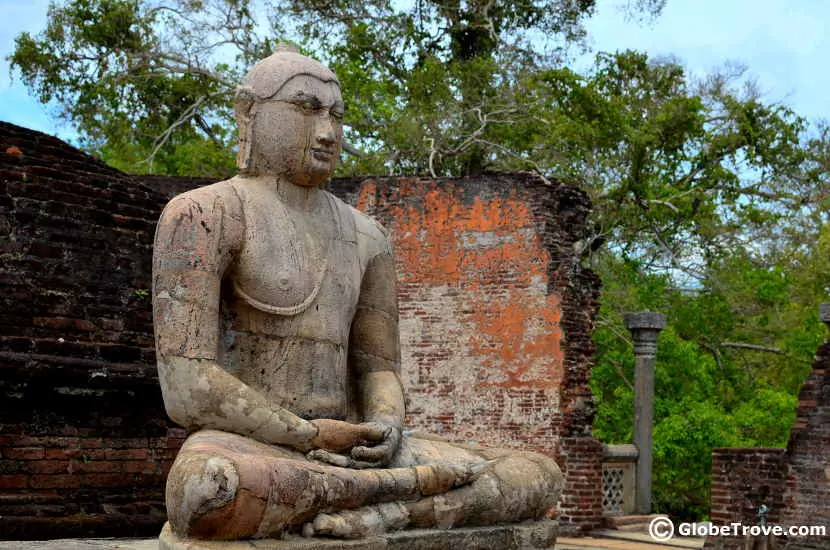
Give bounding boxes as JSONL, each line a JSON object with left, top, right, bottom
{"left": 11, "top": 0, "right": 830, "bottom": 520}
{"left": 9, "top": 0, "right": 669, "bottom": 175}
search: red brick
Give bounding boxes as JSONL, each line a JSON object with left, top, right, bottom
{"left": 122, "top": 460, "right": 158, "bottom": 474}
{"left": 108, "top": 439, "right": 149, "bottom": 449}
{"left": 44, "top": 448, "right": 80, "bottom": 460}
{"left": 14, "top": 437, "right": 79, "bottom": 448}
{"left": 104, "top": 448, "right": 149, "bottom": 460}
{"left": 82, "top": 473, "right": 132, "bottom": 488}
{"left": 70, "top": 460, "right": 122, "bottom": 474}
{"left": 4, "top": 448, "right": 45, "bottom": 460}
{"left": 0, "top": 475, "right": 27, "bottom": 489}
{"left": 22, "top": 461, "right": 69, "bottom": 474}
{"left": 29, "top": 474, "right": 81, "bottom": 489}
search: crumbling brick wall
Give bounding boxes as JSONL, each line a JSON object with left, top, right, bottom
{"left": 709, "top": 448, "right": 787, "bottom": 529}
{"left": 780, "top": 343, "right": 830, "bottom": 548}
{"left": 707, "top": 343, "right": 830, "bottom": 550}
{"left": 0, "top": 122, "right": 186, "bottom": 538}
{"left": 0, "top": 122, "right": 603, "bottom": 538}
{"left": 334, "top": 176, "right": 604, "bottom": 534}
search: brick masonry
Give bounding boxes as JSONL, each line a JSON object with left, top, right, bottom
{"left": 0, "top": 123, "right": 187, "bottom": 538}
{"left": 0, "top": 122, "right": 603, "bottom": 538}
{"left": 709, "top": 448, "right": 787, "bottom": 530}
{"left": 708, "top": 343, "right": 830, "bottom": 549}
{"left": 780, "top": 342, "right": 830, "bottom": 548}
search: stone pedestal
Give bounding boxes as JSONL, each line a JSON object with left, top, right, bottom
{"left": 158, "top": 520, "right": 557, "bottom": 550}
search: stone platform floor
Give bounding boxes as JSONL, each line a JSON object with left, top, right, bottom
{"left": 0, "top": 531, "right": 705, "bottom": 550}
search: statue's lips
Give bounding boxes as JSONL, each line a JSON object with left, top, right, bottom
{"left": 311, "top": 148, "right": 335, "bottom": 161}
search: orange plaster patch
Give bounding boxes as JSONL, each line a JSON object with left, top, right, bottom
{"left": 381, "top": 181, "right": 565, "bottom": 388}
{"left": 355, "top": 179, "right": 377, "bottom": 212}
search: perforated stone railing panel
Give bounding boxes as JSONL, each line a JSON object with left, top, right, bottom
{"left": 601, "top": 444, "right": 637, "bottom": 516}
{"left": 602, "top": 465, "right": 625, "bottom": 514}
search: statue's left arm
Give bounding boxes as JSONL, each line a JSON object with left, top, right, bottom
{"left": 349, "top": 237, "right": 405, "bottom": 466}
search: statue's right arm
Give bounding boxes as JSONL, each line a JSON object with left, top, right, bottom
{"left": 151, "top": 186, "right": 320, "bottom": 450}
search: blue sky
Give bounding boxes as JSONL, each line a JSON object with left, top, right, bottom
{"left": 0, "top": 0, "right": 827, "bottom": 144}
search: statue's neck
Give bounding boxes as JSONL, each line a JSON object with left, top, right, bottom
{"left": 245, "top": 175, "right": 322, "bottom": 211}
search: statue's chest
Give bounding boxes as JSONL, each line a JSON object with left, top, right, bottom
{"left": 230, "top": 188, "right": 362, "bottom": 318}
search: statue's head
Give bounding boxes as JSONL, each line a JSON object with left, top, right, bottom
{"left": 234, "top": 44, "right": 343, "bottom": 187}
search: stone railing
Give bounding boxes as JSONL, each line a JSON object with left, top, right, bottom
{"left": 602, "top": 444, "right": 639, "bottom": 516}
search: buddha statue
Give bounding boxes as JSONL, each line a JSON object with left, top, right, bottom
{"left": 152, "top": 44, "right": 563, "bottom": 544}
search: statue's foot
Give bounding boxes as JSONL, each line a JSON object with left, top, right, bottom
{"left": 303, "top": 502, "right": 410, "bottom": 539}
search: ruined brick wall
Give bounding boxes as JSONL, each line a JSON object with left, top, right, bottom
{"left": 138, "top": 174, "right": 215, "bottom": 200}
{"left": 0, "top": 122, "right": 186, "bottom": 538}
{"left": 0, "top": 123, "right": 602, "bottom": 538}
{"left": 555, "top": 437, "right": 604, "bottom": 533}
{"left": 332, "top": 175, "right": 602, "bottom": 533}
{"left": 333, "top": 176, "right": 598, "bottom": 452}
{"left": 780, "top": 343, "right": 830, "bottom": 548}
{"left": 707, "top": 342, "right": 830, "bottom": 550}
{"left": 709, "top": 448, "right": 787, "bottom": 531}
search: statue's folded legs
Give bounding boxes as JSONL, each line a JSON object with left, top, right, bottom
{"left": 166, "top": 429, "right": 562, "bottom": 539}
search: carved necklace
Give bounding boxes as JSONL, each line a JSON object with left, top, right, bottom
{"left": 232, "top": 182, "right": 333, "bottom": 316}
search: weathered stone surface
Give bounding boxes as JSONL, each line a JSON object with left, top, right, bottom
{"left": 622, "top": 312, "right": 666, "bottom": 332}
{"left": 0, "top": 540, "right": 158, "bottom": 550}
{"left": 158, "top": 520, "right": 557, "bottom": 549}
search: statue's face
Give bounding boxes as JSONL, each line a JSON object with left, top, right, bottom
{"left": 250, "top": 74, "right": 344, "bottom": 187}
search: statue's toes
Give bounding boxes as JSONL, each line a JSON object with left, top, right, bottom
{"left": 303, "top": 511, "right": 356, "bottom": 538}
{"left": 453, "top": 459, "right": 493, "bottom": 486}
{"left": 305, "top": 503, "right": 408, "bottom": 539}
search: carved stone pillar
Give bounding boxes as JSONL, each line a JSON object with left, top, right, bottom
{"left": 623, "top": 310, "right": 666, "bottom": 515}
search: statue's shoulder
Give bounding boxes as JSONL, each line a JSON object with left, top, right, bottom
{"left": 156, "top": 179, "right": 245, "bottom": 252}
{"left": 326, "top": 192, "right": 393, "bottom": 258}
{"left": 161, "top": 178, "right": 245, "bottom": 222}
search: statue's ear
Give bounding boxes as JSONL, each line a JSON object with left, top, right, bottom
{"left": 234, "top": 87, "right": 257, "bottom": 172}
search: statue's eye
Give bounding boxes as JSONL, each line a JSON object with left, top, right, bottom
{"left": 330, "top": 109, "right": 344, "bottom": 122}
{"left": 298, "top": 100, "right": 318, "bottom": 113}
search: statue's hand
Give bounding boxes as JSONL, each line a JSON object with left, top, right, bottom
{"left": 350, "top": 422, "right": 402, "bottom": 467}
{"left": 308, "top": 418, "right": 386, "bottom": 454}
{"left": 306, "top": 449, "right": 378, "bottom": 469}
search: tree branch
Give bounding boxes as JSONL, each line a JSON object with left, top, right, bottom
{"left": 719, "top": 342, "right": 786, "bottom": 354}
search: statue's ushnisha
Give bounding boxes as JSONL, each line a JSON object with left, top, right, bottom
{"left": 153, "top": 44, "right": 563, "bottom": 542}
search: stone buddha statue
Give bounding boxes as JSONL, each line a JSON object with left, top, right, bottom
{"left": 152, "top": 45, "right": 563, "bottom": 544}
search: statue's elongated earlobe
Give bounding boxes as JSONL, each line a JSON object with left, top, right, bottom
{"left": 234, "top": 87, "right": 256, "bottom": 173}
{"left": 236, "top": 111, "right": 254, "bottom": 173}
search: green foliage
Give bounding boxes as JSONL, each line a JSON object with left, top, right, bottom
{"left": 10, "top": 0, "right": 624, "bottom": 176}
{"left": 591, "top": 250, "right": 821, "bottom": 519}
{"left": 10, "top": 0, "right": 249, "bottom": 176}
{"left": 652, "top": 401, "right": 741, "bottom": 520}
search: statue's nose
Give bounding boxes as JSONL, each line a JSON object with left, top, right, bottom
{"left": 315, "top": 117, "right": 336, "bottom": 147}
